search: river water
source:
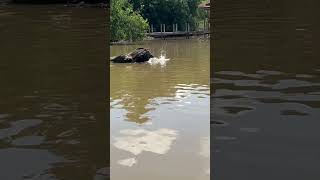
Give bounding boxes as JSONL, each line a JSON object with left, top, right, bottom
{"left": 212, "top": 1, "right": 320, "bottom": 179}
{"left": 0, "top": 5, "right": 108, "bottom": 180}
{"left": 110, "top": 39, "right": 210, "bottom": 180}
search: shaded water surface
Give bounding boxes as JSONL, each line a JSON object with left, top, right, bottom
{"left": 0, "top": 5, "right": 108, "bottom": 180}
{"left": 110, "top": 39, "right": 210, "bottom": 180}
{"left": 212, "top": 0, "right": 320, "bottom": 179}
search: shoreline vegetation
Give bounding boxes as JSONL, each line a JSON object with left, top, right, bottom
{"left": 110, "top": 0, "right": 209, "bottom": 43}
{"left": 1, "top": 0, "right": 209, "bottom": 43}
{"left": 110, "top": 35, "right": 209, "bottom": 46}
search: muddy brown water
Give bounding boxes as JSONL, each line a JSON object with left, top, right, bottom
{"left": 110, "top": 39, "right": 210, "bottom": 180}
{"left": 212, "top": 0, "right": 320, "bottom": 179}
{"left": 0, "top": 5, "right": 108, "bottom": 180}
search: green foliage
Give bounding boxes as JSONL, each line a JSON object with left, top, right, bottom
{"left": 129, "top": 0, "right": 205, "bottom": 31}
{"left": 110, "top": 0, "right": 149, "bottom": 42}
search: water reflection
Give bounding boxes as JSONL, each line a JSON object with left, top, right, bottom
{"left": 0, "top": 5, "right": 107, "bottom": 180}
{"left": 212, "top": 69, "right": 320, "bottom": 179}
{"left": 111, "top": 39, "right": 209, "bottom": 124}
{"left": 199, "top": 136, "right": 210, "bottom": 176}
{"left": 117, "top": 157, "right": 137, "bottom": 167}
{"left": 0, "top": 148, "right": 64, "bottom": 180}
{"left": 113, "top": 128, "right": 178, "bottom": 156}
{"left": 212, "top": 1, "right": 320, "bottom": 178}
{"left": 111, "top": 39, "right": 210, "bottom": 180}
{"left": 0, "top": 119, "right": 42, "bottom": 140}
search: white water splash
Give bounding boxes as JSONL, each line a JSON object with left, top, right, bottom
{"left": 147, "top": 52, "right": 170, "bottom": 66}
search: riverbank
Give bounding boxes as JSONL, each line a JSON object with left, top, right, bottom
{"left": 110, "top": 36, "right": 210, "bottom": 46}
{"left": 110, "top": 37, "right": 154, "bottom": 46}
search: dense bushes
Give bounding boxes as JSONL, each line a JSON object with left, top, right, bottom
{"left": 110, "top": 0, "right": 207, "bottom": 42}
{"left": 129, "top": 0, "right": 205, "bottom": 31}
{"left": 110, "top": 0, "right": 148, "bottom": 42}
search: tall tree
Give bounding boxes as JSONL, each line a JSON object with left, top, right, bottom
{"left": 110, "top": 0, "right": 148, "bottom": 42}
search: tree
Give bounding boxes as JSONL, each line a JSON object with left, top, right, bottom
{"left": 129, "top": 0, "right": 204, "bottom": 31}
{"left": 110, "top": 0, "right": 148, "bottom": 42}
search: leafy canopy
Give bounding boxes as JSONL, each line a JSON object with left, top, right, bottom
{"left": 129, "top": 0, "right": 205, "bottom": 31}
{"left": 110, "top": 0, "right": 149, "bottom": 42}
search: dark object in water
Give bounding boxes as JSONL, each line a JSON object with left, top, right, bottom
{"left": 111, "top": 48, "right": 154, "bottom": 63}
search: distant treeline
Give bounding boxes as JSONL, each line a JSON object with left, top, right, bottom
{"left": 110, "top": 0, "right": 207, "bottom": 42}
{"left": 129, "top": 0, "right": 206, "bottom": 31}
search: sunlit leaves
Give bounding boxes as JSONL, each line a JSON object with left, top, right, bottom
{"left": 111, "top": 0, "right": 149, "bottom": 42}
